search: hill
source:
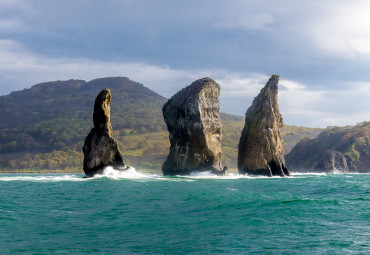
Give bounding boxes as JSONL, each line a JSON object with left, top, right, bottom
{"left": 286, "top": 122, "right": 370, "bottom": 172}
{"left": 0, "top": 77, "right": 322, "bottom": 172}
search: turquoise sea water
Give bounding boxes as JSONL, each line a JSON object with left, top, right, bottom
{"left": 0, "top": 170, "right": 369, "bottom": 254}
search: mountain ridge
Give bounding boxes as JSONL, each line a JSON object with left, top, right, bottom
{"left": 0, "top": 77, "right": 323, "bottom": 172}
{"left": 286, "top": 122, "right": 370, "bottom": 172}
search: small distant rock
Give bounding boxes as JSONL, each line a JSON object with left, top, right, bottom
{"left": 162, "top": 78, "right": 226, "bottom": 175}
{"left": 83, "top": 88, "right": 129, "bottom": 177}
{"left": 238, "top": 75, "right": 290, "bottom": 177}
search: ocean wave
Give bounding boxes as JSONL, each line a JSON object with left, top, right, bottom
{"left": 91, "top": 166, "right": 157, "bottom": 180}
{"left": 0, "top": 168, "right": 365, "bottom": 182}
{"left": 169, "top": 171, "right": 296, "bottom": 180}
{"left": 291, "top": 172, "right": 370, "bottom": 177}
{"left": 290, "top": 172, "right": 328, "bottom": 176}
{"left": 0, "top": 167, "right": 159, "bottom": 182}
{"left": 0, "top": 174, "right": 84, "bottom": 182}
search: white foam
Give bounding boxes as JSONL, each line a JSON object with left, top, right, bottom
{"left": 92, "top": 169, "right": 304, "bottom": 180}
{"left": 0, "top": 174, "right": 84, "bottom": 182}
{"left": 0, "top": 167, "right": 160, "bottom": 182}
{"left": 0, "top": 169, "right": 361, "bottom": 182}
{"left": 291, "top": 172, "right": 328, "bottom": 176}
{"left": 92, "top": 166, "right": 153, "bottom": 180}
{"left": 289, "top": 172, "right": 361, "bottom": 176}
{"left": 178, "top": 171, "right": 236, "bottom": 179}
{"left": 177, "top": 171, "right": 286, "bottom": 179}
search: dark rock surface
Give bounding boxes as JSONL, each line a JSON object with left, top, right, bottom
{"left": 238, "top": 75, "right": 290, "bottom": 177}
{"left": 162, "top": 78, "right": 226, "bottom": 175}
{"left": 314, "top": 150, "right": 349, "bottom": 172}
{"left": 83, "top": 88, "right": 128, "bottom": 177}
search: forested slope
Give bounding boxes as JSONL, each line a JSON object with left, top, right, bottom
{"left": 0, "top": 77, "right": 322, "bottom": 172}
{"left": 286, "top": 122, "right": 370, "bottom": 172}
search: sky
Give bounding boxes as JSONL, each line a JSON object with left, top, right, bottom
{"left": 1, "top": 0, "right": 370, "bottom": 127}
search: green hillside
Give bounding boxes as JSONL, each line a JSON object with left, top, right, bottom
{"left": 0, "top": 77, "right": 322, "bottom": 173}
{"left": 286, "top": 122, "right": 370, "bottom": 172}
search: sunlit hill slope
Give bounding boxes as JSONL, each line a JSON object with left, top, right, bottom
{"left": 0, "top": 77, "right": 322, "bottom": 172}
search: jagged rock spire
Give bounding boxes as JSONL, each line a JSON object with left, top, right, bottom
{"left": 93, "top": 88, "right": 113, "bottom": 137}
{"left": 238, "top": 75, "right": 290, "bottom": 176}
{"left": 83, "top": 88, "right": 127, "bottom": 177}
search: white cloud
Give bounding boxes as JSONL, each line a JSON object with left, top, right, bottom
{"left": 0, "top": 40, "right": 197, "bottom": 97}
{"left": 215, "top": 76, "right": 331, "bottom": 127}
{"left": 280, "top": 79, "right": 370, "bottom": 127}
{"left": 215, "top": 73, "right": 370, "bottom": 127}
{"left": 215, "top": 73, "right": 269, "bottom": 96}
{"left": 279, "top": 80, "right": 327, "bottom": 127}
{"left": 0, "top": 39, "right": 369, "bottom": 127}
{"left": 302, "top": 1, "right": 370, "bottom": 58}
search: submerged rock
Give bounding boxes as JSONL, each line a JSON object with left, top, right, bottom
{"left": 238, "top": 75, "right": 290, "bottom": 177}
{"left": 83, "top": 88, "right": 129, "bottom": 177}
{"left": 162, "top": 78, "right": 226, "bottom": 175}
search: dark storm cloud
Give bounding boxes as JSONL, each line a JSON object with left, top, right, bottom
{"left": 1, "top": 0, "right": 370, "bottom": 127}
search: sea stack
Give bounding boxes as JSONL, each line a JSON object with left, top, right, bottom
{"left": 83, "top": 88, "right": 128, "bottom": 177}
{"left": 162, "top": 78, "right": 226, "bottom": 176}
{"left": 238, "top": 75, "right": 290, "bottom": 177}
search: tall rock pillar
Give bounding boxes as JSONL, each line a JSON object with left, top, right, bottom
{"left": 238, "top": 75, "right": 290, "bottom": 176}
{"left": 83, "top": 88, "right": 128, "bottom": 177}
{"left": 162, "top": 78, "right": 226, "bottom": 175}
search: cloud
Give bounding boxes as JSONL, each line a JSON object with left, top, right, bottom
{"left": 280, "top": 79, "right": 370, "bottom": 127}
{"left": 0, "top": 0, "right": 33, "bottom": 32}
{"left": 0, "top": 38, "right": 370, "bottom": 128}
{"left": 216, "top": 13, "right": 274, "bottom": 31}
{"left": 216, "top": 72, "right": 370, "bottom": 127}
{"left": 215, "top": 75, "right": 331, "bottom": 127}
{"left": 0, "top": 40, "right": 192, "bottom": 96}
{"left": 279, "top": 80, "right": 327, "bottom": 127}
{"left": 217, "top": 74, "right": 269, "bottom": 97}
{"left": 0, "top": 18, "right": 22, "bottom": 31}
{"left": 295, "top": 1, "right": 370, "bottom": 59}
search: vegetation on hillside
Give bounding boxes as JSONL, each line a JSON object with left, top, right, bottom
{"left": 286, "top": 122, "right": 370, "bottom": 170}
{"left": 0, "top": 77, "right": 323, "bottom": 172}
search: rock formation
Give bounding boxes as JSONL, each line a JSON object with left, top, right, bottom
{"left": 286, "top": 122, "right": 370, "bottom": 173}
{"left": 162, "top": 78, "right": 226, "bottom": 175}
{"left": 83, "top": 88, "right": 128, "bottom": 177}
{"left": 314, "top": 150, "right": 348, "bottom": 172}
{"left": 238, "top": 75, "right": 290, "bottom": 176}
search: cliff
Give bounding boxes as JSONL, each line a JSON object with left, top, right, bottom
{"left": 162, "top": 78, "right": 227, "bottom": 175}
{"left": 286, "top": 122, "right": 370, "bottom": 173}
{"left": 238, "top": 75, "right": 290, "bottom": 176}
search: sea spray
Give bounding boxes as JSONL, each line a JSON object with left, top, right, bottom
{"left": 0, "top": 174, "right": 84, "bottom": 182}
{"left": 94, "top": 166, "right": 149, "bottom": 179}
{"left": 0, "top": 171, "right": 344, "bottom": 183}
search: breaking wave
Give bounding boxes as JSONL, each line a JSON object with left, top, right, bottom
{"left": 92, "top": 166, "right": 156, "bottom": 179}
{"left": 0, "top": 174, "right": 84, "bottom": 182}
{"left": 0, "top": 168, "right": 363, "bottom": 182}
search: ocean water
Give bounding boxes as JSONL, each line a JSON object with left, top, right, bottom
{"left": 0, "top": 169, "right": 369, "bottom": 254}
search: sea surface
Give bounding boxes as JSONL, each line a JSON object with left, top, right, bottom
{"left": 0, "top": 168, "right": 369, "bottom": 254}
